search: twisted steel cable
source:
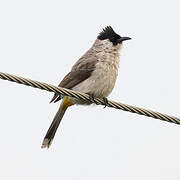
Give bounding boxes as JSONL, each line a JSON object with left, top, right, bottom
{"left": 0, "top": 72, "right": 180, "bottom": 125}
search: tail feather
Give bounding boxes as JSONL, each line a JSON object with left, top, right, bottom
{"left": 41, "top": 101, "right": 68, "bottom": 148}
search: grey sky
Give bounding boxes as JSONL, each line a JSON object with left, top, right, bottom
{"left": 0, "top": 0, "right": 180, "bottom": 179}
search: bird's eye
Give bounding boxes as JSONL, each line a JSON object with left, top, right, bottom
{"left": 109, "top": 37, "right": 115, "bottom": 41}
{"left": 109, "top": 37, "right": 118, "bottom": 45}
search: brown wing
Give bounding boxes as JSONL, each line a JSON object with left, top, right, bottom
{"left": 50, "top": 57, "right": 98, "bottom": 103}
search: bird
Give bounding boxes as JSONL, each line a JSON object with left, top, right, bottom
{"left": 41, "top": 26, "right": 131, "bottom": 148}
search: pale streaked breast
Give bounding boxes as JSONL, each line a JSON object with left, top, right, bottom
{"left": 72, "top": 55, "right": 119, "bottom": 104}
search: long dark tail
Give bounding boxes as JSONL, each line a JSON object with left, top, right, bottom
{"left": 41, "top": 100, "right": 68, "bottom": 148}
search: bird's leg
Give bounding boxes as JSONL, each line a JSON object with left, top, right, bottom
{"left": 88, "top": 94, "right": 98, "bottom": 105}
{"left": 103, "top": 97, "right": 108, "bottom": 108}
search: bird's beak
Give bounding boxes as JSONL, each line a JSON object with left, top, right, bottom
{"left": 117, "top": 37, "right": 131, "bottom": 43}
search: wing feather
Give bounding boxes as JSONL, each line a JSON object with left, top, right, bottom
{"left": 50, "top": 57, "right": 98, "bottom": 103}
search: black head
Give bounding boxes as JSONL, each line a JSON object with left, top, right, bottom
{"left": 97, "top": 26, "right": 131, "bottom": 46}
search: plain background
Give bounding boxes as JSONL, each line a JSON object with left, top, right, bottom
{"left": 0, "top": 0, "right": 180, "bottom": 179}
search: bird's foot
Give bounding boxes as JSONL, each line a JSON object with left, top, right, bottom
{"left": 88, "top": 94, "right": 98, "bottom": 105}
{"left": 103, "top": 97, "right": 108, "bottom": 108}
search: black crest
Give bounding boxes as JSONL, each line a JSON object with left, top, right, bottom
{"left": 97, "top": 26, "right": 121, "bottom": 45}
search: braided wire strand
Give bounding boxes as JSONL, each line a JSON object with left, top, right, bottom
{"left": 0, "top": 72, "right": 180, "bottom": 125}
